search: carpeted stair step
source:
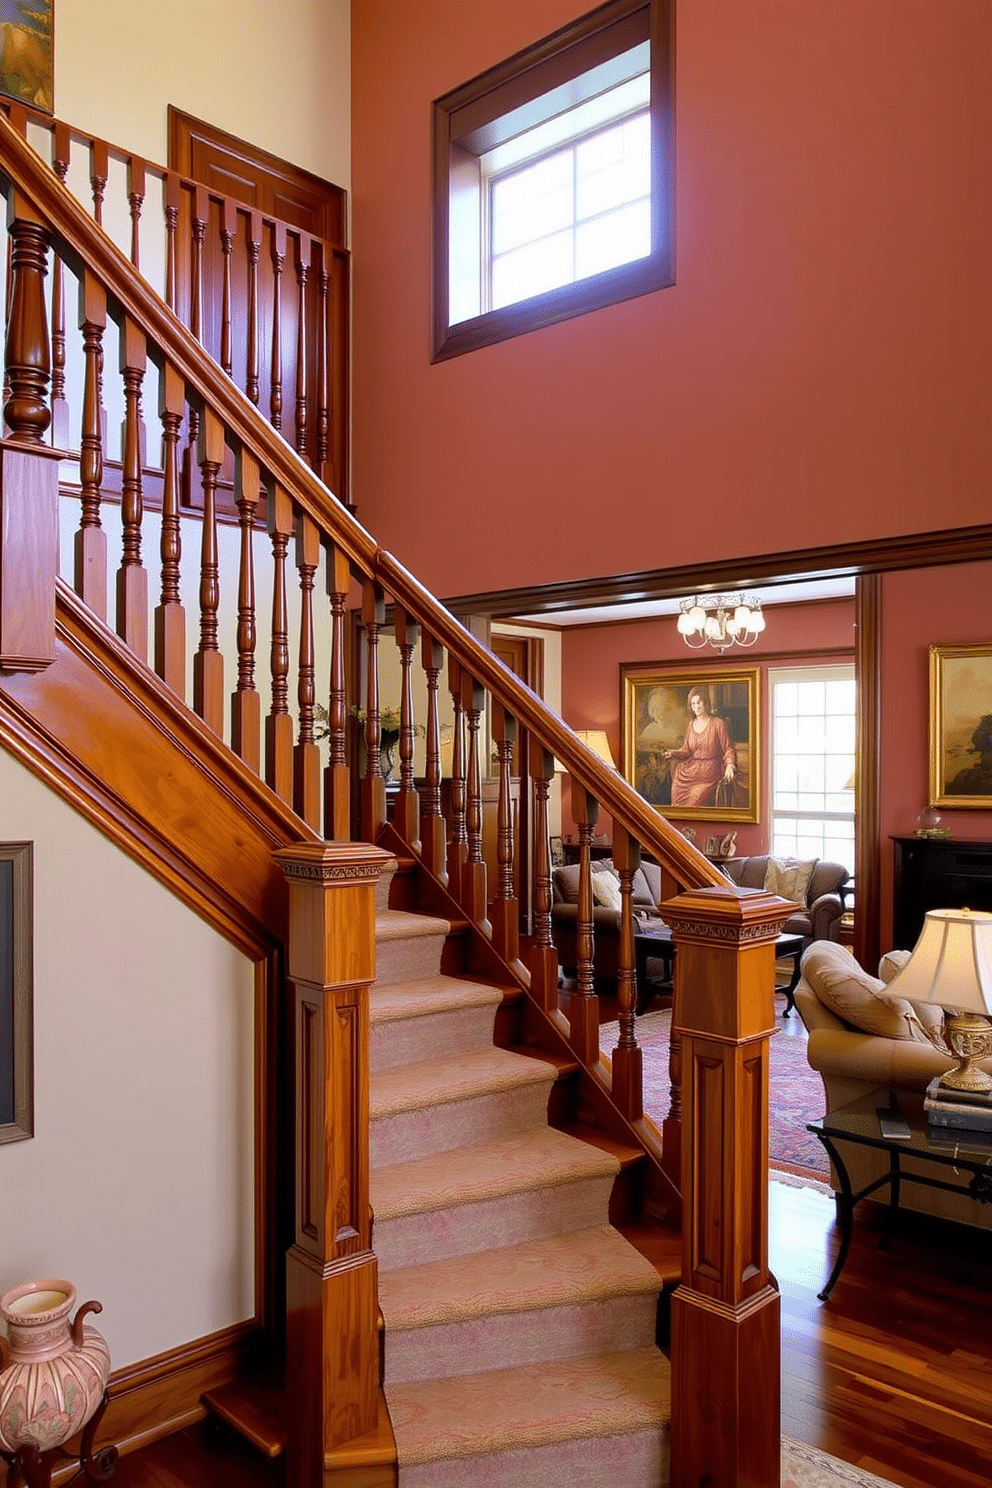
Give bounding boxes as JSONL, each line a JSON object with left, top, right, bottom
{"left": 384, "top": 1346, "right": 671, "bottom": 1488}
{"left": 370, "top": 1044, "right": 556, "bottom": 1167}
{"left": 374, "top": 908, "right": 454, "bottom": 984}
{"left": 370, "top": 1124, "right": 620, "bottom": 1271}
{"left": 379, "top": 1223, "right": 661, "bottom": 1384}
{"left": 369, "top": 973, "right": 503, "bottom": 1071}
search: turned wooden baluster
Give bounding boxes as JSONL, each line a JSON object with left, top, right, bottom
{"left": 446, "top": 658, "right": 468, "bottom": 887}
{"left": 116, "top": 316, "right": 149, "bottom": 660}
{"left": 528, "top": 747, "right": 560, "bottom": 1014}
{"left": 89, "top": 140, "right": 108, "bottom": 227}
{"left": 230, "top": 448, "right": 261, "bottom": 771}
{"left": 164, "top": 173, "right": 180, "bottom": 312}
{"left": 49, "top": 122, "right": 71, "bottom": 449}
{"left": 74, "top": 270, "right": 107, "bottom": 619}
{"left": 185, "top": 184, "right": 208, "bottom": 473}
{"left": 316, "top": 250, "right": 329, "bottom": 476}
{"left": 394, "top": 610, "right": 420, "bottom": 851}
{"left": 294, "top": 512, "right": 321, "bottom": 830}
{"left": 270, "top": 221, "right": 286, "bottom": 432}
{"left": 127, "top": 156, "right": 145, "bottom": 269}
{"left": 4, "top": 193, "right": 51, "bottom": 443}
{"left": 220, "top": 198, "right": 236, "bottom": 379}
{"left": 245, "top": 211, "right": 262, "bottom": 406}
{"left": 323, "top": 541, "right": 351, "bottom": 841}
{"left": 461, "top": 673, "right": 490, "bottom": 931}
{"left": 265, "top": 482, "right": 294, "bottom": 803}
{"left": 491, "top": 706, "right": 520, "bottom": 967}
{"left": 360, "top": 581, "right": 386, "bottom": 844}
{"left": 610, "top": 827, "right": 643, "bottom": 1122}
{"left": 419, "top": 632, "right": 448, "bottom": 886}
{"left": 294, "top": 237, "right": 309, "bottom": 461}
{"left": 193, "top": 407, "right": 224, "bottom": 735}
{"left": 154, "top": 362, "right": 186, "bottom": 698}
{"left": 569, "top": 781, "right": 601, "bottom": 1066}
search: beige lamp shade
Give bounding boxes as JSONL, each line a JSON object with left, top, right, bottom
{"left": 887, "top": 907, "right": 992, "bottom": 1093}
{"left": 887, "top": 908, "right": 992, "bottom": 1015}
{"left": 574, "top": 730, "right": 617, "bottom": 769}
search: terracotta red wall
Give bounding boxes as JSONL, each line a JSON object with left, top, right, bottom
{"left": 878, "top": 563, "right": 992, "bottom": 948}
{"left": 351, "top": 2, "right": 992, "bottom": 600}
{"left": 558, "top": 596, "right": 855, "bottom": 853}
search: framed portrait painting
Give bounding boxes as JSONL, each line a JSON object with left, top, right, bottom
{"left": 621, "top": 665, "right": 760, "bottom": 823}
{"left": 929, "top": 643, "right": 992, "bottom": 807}
{"left": 0, "top": 1, "right": 54, "bottom": 114}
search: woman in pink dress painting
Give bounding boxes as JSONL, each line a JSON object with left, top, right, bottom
{"left": 662, "top": 686, "right": 737, "bottom": 808}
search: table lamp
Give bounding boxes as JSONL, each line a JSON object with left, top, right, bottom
{"left": 886, "top": 908, "right": 992, "bottom": 1093}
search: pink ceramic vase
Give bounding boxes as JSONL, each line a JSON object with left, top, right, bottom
{"left": 0, "top": 1278, "right": 110, "bottom": 1455}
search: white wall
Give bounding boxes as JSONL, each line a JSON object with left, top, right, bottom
{"left": 54, "top": 0, "right": 350, "bottom": 192}
{"left": 0, "top": 749, "right": 255, "bottom": 1369}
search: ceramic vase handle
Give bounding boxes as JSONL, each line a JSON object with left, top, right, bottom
{"left": 71, "top": 1300, "right": 103, "bottom": 1348}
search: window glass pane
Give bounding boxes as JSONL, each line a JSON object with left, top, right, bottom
{"left": 491, "top": 231, "right": 574, "bottom": 308}
{"left": 576, "top": 113, "right": 650, "bottom": 218}
{"left": 491, "top": 152, "right": 573, "bottom": 254}
{"left": 575, "top": 199, "right": 651, "bottom": 277}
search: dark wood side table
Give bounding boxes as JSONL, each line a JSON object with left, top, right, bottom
{"left": 807, "top": 1088, "right": 992, "bottom": 1301}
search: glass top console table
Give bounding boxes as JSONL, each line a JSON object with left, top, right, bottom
{"left": 807, "top": 1088, "right": 992, "bottom": 1300}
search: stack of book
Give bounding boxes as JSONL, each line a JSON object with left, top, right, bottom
{"left": 924, "top": 1077, "right": 992, "bottom": 1149}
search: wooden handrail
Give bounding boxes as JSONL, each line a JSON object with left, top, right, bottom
{"left": 0, "top": 102, "right": 785, "bottom": 1485}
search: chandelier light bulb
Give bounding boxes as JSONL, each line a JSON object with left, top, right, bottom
{"left": 676, "top": 593, "right": 766, "bottom": 652}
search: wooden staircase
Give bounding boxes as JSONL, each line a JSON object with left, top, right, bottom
{"left": 0, "top": 101, "right": 790, "bottom": 1486}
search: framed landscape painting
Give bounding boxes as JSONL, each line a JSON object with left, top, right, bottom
{"left": 621, "top": 664, "right": 760, "bottom": 823}
{"left": 0, "top": 1, "right": 54, "bottom": 114}
{"left": 929, "top": 643, "right": 992, "bottom": 808}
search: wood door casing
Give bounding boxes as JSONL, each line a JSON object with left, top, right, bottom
{"left": 168, "top": 108, "right": 350, "bottom": 509}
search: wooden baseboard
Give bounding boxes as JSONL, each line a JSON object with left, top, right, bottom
{"left": 0, "top": 1320, "right": 266, "bottom": 1487}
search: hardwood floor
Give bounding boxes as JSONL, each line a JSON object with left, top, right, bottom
{"left": 95, "top": 1176, "right": 992, "bottom": 1488}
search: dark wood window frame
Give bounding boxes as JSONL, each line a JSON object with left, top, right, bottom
{"left": 431, "top": 0, "right": 675, "bottom": 362}
{"left": 0, "top": 841, "right": 33, "bottom": 1144}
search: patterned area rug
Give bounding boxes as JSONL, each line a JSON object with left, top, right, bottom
{"left": 782, "top": 1436, "right": 897, "bottom": 1486}
{"left": 607, "top": 993, "right": 830, "bottom": 1178}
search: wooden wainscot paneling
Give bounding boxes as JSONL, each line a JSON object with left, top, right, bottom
{"left": 272, "top": 842, "right": 394, "bottom": 1488}
{"left": 663, "top": 882, "right": 792, "bottom": 1488}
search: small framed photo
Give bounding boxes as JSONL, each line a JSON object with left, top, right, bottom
{"left": 621, "top": 664, "right": 760, "bottom": 823}
{"left": 929, "top": 643, "right": 992, "bottom": 807}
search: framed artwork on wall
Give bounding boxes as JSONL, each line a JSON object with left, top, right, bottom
{"left": 0, "top": 1, "right": 54, "bottom": 114}
{"left": 929, "top": 643, "right": 992, "bottom": 807}
{"left": 621, "top": 665, "right": 760, "bottom": 823}
{"left": 0, "top": 840, "right": 33, "bottom": 1144}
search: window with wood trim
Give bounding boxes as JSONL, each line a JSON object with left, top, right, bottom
{"left": 431, "top": 0, "right": 674, "bottom": 361}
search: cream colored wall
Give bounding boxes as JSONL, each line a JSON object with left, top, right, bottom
{"left": 54, "top": 0, "right": 350, "bottom": 192}
{"left": 0, "top": 749, "right": 255, "bottom": 1369}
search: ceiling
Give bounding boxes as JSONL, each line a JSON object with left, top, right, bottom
{"left": 509, "top": 574, "right": 856, "bottom": 629}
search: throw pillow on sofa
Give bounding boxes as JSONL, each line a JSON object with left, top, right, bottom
{"left": 764, "top": 855, "right": 817, "bottom": 906}
{"left": 591, "top": 870, "right": 622, "bottom": 912}
{"left": 801, "top": 941, "right": 932, "bottom": 1043}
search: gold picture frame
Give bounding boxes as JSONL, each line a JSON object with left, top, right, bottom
{"left": 929, "top": 643, "right": 992, "bottom": 807}
{"left": 621, "top": 665, "right": 760, "bottom": 823}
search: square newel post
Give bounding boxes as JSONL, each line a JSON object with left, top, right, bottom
{"left": 0, "top": 438, "right": 60, "bottom": 671}
{"left": 273, "top": 841, "right": 395, "bottom": 1488}
{"left": 662, "top": 883, "right": 792, "bottom": 1488}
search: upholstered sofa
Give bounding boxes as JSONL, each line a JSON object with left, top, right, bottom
{"left": 795, "top": 939, "right": 992, "bottom": 1229}
{"left": 551, "top": 852, "right": 849, "bottom": 988}
{"left": 551, "top": 857, "right": 664, "bottom": 986}
{"left": 719, "top": 854, "right": 849, "bottom": 948}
